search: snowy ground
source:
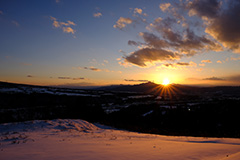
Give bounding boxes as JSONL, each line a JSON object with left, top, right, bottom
{"left": 1, "top": 119, "right": 240, "bottom": 160}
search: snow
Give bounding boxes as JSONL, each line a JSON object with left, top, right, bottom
{"left": 1, "top": 119, "right": 240, "bottom": 160}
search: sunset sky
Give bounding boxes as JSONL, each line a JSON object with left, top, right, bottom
{"left": 0, "top": 0, "right": 240, "bottom": 87}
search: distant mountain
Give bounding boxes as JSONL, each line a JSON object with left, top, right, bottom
{"left": 1, "top": 81, "right": 240, "bottom": 97}
{"left": 96, "top": 82, "right": 199, "bottom": 95}
{"left": 96, "top": 82, "right": 240, "bottom": 96}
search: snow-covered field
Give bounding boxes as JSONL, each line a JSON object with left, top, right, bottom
{"left": 1, "top": 119, "right": 240, "bottom": 160}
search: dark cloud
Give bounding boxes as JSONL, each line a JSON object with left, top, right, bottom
{"left": 72, "top": 77, "right": 85, "bottom": 80}
{"left": 176, "top": 62, "right": 190, "bottom": 66}
{"left": 187, "top": 0, "right": 221, "bottom": 18}
{"left": 205, "top": 1, "right": 240, "bottom": 53}
{"left": 124, "top": 79, "right": 149, "bottom": 82}
{"left": 139, "top": 32, "right": 169, "bottom": 48}
{"left": 58, "top": 77, "right": 71, "bottom": 79}
{"left": 149, "top": 18, "right": 222, "bottom": 52}
{"left": 27, "top": 75, "right": 34, "bottom": 78}
{"left": 83, "top": 67, "right": 101, "bottom": 72}
{"left": 128, "top": 40, "right": 141, "bottom": 46}
{"left": 203, "top": 77, "right": 225, "bottom": 81}
{"left": 58, "top": 77, "right": 85, "bottom": 80}
{"left": 124, "top": 48, "right": 181, "bottom": 67}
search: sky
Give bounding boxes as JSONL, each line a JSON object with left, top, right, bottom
{"left": 0, "top": 0, "right": 240, "bottom": 87}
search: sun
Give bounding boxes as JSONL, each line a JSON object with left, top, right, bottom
{"left": 162, "top": 78, "right": 170, "bottom": 86}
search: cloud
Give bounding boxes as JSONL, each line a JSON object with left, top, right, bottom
{"left": 82, "top": 66, "right": 101, "bottom": 72}
{"left": 147, "top": 17, "right": 222, "bottom": 52}
{"left": 199, "top": 63, "right": 205, "bottom": 66}
{"left": 134, "top": 8, "right": 143, "bottom": 15}
{"left": 113, "top": 17, "right": 133, "bottom": 29}
{"left": 72, "top": 77, "right": 85, "bottom": 80}
{"left": 56, "top": 0, "right": 60, "bottom": 3}
{"left": 203, "top": 1, "right": 240, "bottom": 53}
{"left": 62, "top": 27, "right": 75, "bottom": 34}
{"left": 12, "top": 20, "right": 19, "bottom": 26}
{"left": 161, "top": 61, "right": 197, "bottom": 69}
{"left": 124, "top": 48, "right": 181, "bottom": 67}
{"left": 203, "top": 76, "right": 225, "bottom": 81}
{"left": 124, "top": 79, "right": 149, "bottom": 82}
{"left": 217, "top": 60, "right": 222, "bottom": 63}
{"left": 27, "top": 75, "right": 34, "bottom": 78}
{"left": 0, "top": 10, "right": 3, "bottom": 15}
{"left": 58, "top": 77, "right": 85, "bottom": 80}
{"left": 231, "top": 57, "right": 240, "bottom": 61}
{"left": 201, "top": 60, "right": 212, "bottom": 63}
{"left": 93, "top": 12, "right": 102, "bottom": 18}
{"left": 159, "top": 3, "right": 171, "bottom": 12}
{"left": 187, "top": 0, "right": 221, "bottom": 18}
{"left": 58, "top": 77, "right": 71, "bottom": 79}
{"left": 50, "top": 16, "right": 76, "bottom": 34}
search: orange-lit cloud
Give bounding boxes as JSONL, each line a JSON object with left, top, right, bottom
{"left": 113, "top": 17, "right": 133, "bottom": 29}
{"left": 231, "top": 57, "right": 240, "bottom": 61}
{"left": 201, "top": 60, "right": 212, "bottom": 63}
{"left": 199, "top": 63, "right": 205, "bottom": 66}
{"left": 187, "top": 0, "right": 220, "bottom": 18}
{"left": 159, "top": 3, "right": 171, "bottom": 12}
{"left": 134, "top": 8, "right": 143, "bottom": 15}
{"left": 50, "top": 16, "right": 76, "bottom": 34}
{"left": 124, "top": 48, "right": 181, "bottom": 67}
{"left": 195, "top": 1, "right": 240, "bottom": 53}
{"left": 93, "top": 12, "right": 102, "bottom": 18}
{"left": 161, "top": 61, "right": 197, "bottom": 69}
{"left": 217, "top": 60, "right": 222, "bottom": 63}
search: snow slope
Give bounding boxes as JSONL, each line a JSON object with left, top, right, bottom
{"left": 1, "top": 119, "right": 240, "bottom": 160}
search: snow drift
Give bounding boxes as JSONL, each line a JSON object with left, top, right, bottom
{"left": 1, "top": 119, "right": 240, "bottom": 160}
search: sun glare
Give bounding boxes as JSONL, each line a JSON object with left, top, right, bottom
{"left": 162, "top": 78, "right": 170, "bottom": 86}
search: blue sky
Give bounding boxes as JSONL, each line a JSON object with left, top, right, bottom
{"left": 0, "top": 0, "right": 240, "bottom": 86}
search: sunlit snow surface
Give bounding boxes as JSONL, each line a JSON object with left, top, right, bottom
{"left": 1, "top": 119, "right": 240, "bottom": 160}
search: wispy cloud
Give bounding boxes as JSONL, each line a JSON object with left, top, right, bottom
{"left": 203, "top": 76, "right": 225, "bottom": 81}
{"left": 161, "top": 61, "right": 197, "bottom": 69}
{"left": 93, "top": 12, "right": 102, "bottom": 18}
{"left": 124, "top": 79, "right": 149, "bottom": 82}
{"left": 50, "top": 16, "right": 76, "bottom": 34}
{"left": 12, "top": 20, "right": 19, "bottom": 27}
{"left": 58, "top": 77, "right": 71, "bottom": 79}
{"left": 113, "top": 17, "right": 133, "bottom": 29}
{"left": 201, "top": 60, "right": 212, "bottom": 63}
{"left": 217, "top": 60, "right": 222, "bottom": 63}
{"left": 58, "top": 77, "right": 85, "bottom": 80}
{"left": 80, "top": 66, "right": 102, "bottom": 72}
{"left": 231, "top": 57, "right": 240, "bottom": 61}
{"left": 27, "top": 75, "right": 34, "bottom": 78}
